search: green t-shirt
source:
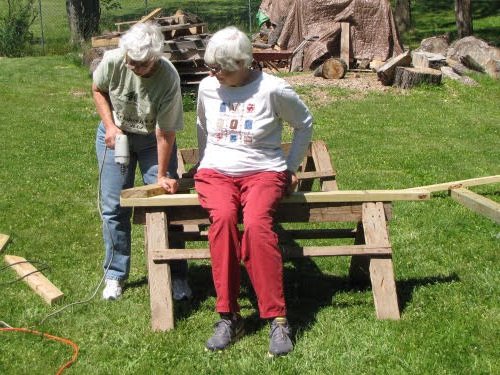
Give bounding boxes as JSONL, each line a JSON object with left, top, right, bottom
{"left": 93, "top": 49, "right": 183, "bottom": 134}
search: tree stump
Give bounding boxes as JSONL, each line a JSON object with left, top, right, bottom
{"left": 376, "top": 50, "right": 411, "bottom": 85}
{"left": 313, "top": 58, "right": 347, "bottom": 79}
{"left": 393, "top": 67, "right": 442, "bottom": 89}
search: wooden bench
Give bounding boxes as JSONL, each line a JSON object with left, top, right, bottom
{"left": 120, "top": 141, "right": 429, "bottom": 331}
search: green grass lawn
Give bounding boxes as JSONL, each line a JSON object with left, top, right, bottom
{"left": 0, "top": 54, "right": 498, "bottom": 374}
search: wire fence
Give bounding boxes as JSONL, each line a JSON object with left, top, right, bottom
{"left": 28, "top": 0, "right": 262, "bottom": 55}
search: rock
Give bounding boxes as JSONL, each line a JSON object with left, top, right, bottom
{"left": 447, "top": 36, "right": 500, "bottom": 71}
{"left": 415, "top": 34, "right": 450, "bottom": 55}
{"left": 441, "top": 66, "right": 478, "bottom": 86}
{"left": 484, "top": 59, "right": 500, "bottom": 79}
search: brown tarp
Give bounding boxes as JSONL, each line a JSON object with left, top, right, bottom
{"left": 259, "top": 0, "right": 403, "bottom": 69}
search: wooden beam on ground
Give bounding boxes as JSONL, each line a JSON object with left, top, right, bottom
{"left": 406, "top": 175, "right": 500, "bottom": 193}
{"left": 362, "top": 202, "right": 400, "bottom": 320}
{"left": 450, "top": 188, "right": 500, "bottom": 224}
{"left": 4, "top": 255, "right": 64, "bottom": 305}
{"left": 121, "top": 189, "right": 430, "bottom": 207}
{"left": 0, "top": 234, "right": 9, "bottom": 253}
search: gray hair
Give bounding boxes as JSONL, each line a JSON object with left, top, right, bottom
{"left": 119, "top": 22, "right": 164, "bottom": 62}
{"left": 204, "top": 26, "right": 253, "bottom": 71}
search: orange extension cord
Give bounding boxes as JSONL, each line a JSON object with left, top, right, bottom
{"left": 0, "top": 327, "right": 79, "bottom": 374}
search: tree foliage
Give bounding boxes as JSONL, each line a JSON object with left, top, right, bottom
{"left": 0, "top": 0, "right": 37, "bottom": 57}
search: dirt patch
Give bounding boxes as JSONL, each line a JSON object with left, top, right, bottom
{"left": 281, "top": 71, "right": 390, "bottom": 92}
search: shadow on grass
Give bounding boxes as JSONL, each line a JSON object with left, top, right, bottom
{"left": 397, "top": 273, "right": 460, "bottom": 311}
{"left": 126, "top": 261, "right": 459, "bottom": 338}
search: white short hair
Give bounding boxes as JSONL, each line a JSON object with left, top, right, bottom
{"left": 119, "top": 22, "right": 164, "bottom": 62}
{"left": 204, "top": 26, "right": 253, "bottom": 71}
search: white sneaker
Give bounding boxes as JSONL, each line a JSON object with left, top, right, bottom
{"left": 172, "top": 278, "right": 192, "bottom": 301}
{"left": 102, "top": 279, "right": 123, "bottom": 300}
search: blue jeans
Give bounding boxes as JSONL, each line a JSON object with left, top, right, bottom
{"left": 96, "top": 123, "right": 188, "bottom": 281}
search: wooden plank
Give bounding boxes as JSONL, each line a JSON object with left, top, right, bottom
{"left": 451, "top": 188, "right": 500, "bottom": 224}
{"left": 121, "top": 189, "right": 430, "bottom": 207}
{"left": 362, "top": 203, "right": 400, "bottom": 320}
{"left": 3, "top": 255, "right": 63, "bottom": 305}
{"left": 145, "top": 211, "right": 174, "bottom": 331}
{"left": 406, "top": 175, "right": 500, "bottom": 193}
{"left": 152, "top": 245, "right": 392, "bottom": 261}
{"left": 121, "top": 179, "right": 194, "bottom": 199}
{"left": 340, "top": 22, "right": 350, "bottom": 68}
{"left": 91, "top": 36, "right": 120, "bottom": 48}
{"left": 0, "top": 234, "right": 9, "bottom": 253}
{"left": 311, "top": 140, "right": 338, "bottom": 191}
{"left": 138, "top": 8, "right": 163, "bottom": 24}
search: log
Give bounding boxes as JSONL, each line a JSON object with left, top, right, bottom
{"left": 393, "top": 67, "right": 442, "bottom": 89}
{"left": 441, "top": 66, "right": 478, "bottom": 86}
{"left": 460, "top": 54, "right": 485, "bottom": 73}
{"left": 313, "top": 58, "right": 347, "bottom": 79}
{"left": 446, "top": 58, "right": 473, "bottom": 75}
{"left": 412, "top": 52, "right": 447, "bottom": 69}
{"left": 484, "top": 59, "right": 500, "bottom": 79}
{"left": 376, "top": 50, "right": 411, "bottom": 85}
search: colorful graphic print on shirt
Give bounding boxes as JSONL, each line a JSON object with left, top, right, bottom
{"left": 214, "top": 101, "right": 256, "bottom": 145}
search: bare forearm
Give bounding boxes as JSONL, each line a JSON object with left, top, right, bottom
{"left": 156, "top": 128, "right": 176, "bottom": 178}
{"left": 92, "top": 83, "right": 116, "bottom": 130}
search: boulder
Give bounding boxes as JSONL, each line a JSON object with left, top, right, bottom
{"left": 415, "top": 34, "right": 450, "bottom": 55}
{"left": 447, "top": 36, "right": 500, "bottom": 76}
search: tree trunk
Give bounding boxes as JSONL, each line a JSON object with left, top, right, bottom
{"left": 66, "top": 0, "right": 100, "bottom": 44}
{"left": 455, "top": 0, "right": 473, "bottom": 39}
{"left": 394, "top": 0, "right": 411, "bottom": 34}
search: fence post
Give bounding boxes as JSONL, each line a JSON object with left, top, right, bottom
{"left": 38, "top": 0, "right": 45, "bottom": 54}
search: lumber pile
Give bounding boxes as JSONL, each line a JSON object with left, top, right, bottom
{"left": 87, "top": 8, "right": 211, "bottom": 87}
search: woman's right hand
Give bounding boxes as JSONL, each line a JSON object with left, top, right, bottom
{"left": 104, "top": 126, "right": 122, "bottom": 149}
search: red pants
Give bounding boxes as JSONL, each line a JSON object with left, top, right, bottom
{"left": 194, "top": 169, "right": 289, "bottom": 318}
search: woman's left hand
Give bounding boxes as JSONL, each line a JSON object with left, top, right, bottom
{"left": 158, "top": 176, "right": 179, "bottom": 194}
{"left": 287, "top": 170, "right": 299, "bottom": 195}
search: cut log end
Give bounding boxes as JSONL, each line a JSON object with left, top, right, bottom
{"left": 393, "top": 67, "right": 442, "bottom": 89}
{"left": 313, "top": 58, "right": 347, "bottom": 79}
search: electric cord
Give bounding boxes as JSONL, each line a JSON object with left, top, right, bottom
{"left": 0, "top": 260, "right": 50, "bottom": 286}
{"left": 0, "top": 140, "right": 118, "bottom": 374}
{"left": 38, "top": 145, "right": 117, "bottom": 326}
{"left": 0, "top": 321, "right": 79, "bottom": 375}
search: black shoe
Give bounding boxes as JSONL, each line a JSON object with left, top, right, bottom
{"left": 205, "top": 314, "right": 245, "bottom": 351}
{"left": 268, "top": 317, "right": 293, "bottom": 357}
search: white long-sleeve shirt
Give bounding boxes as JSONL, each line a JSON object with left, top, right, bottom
{"left": 196, "top": 72, "right": 313, "bottom": 176}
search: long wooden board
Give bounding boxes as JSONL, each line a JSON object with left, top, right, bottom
{"left": 4, "top": 255, "right": 64, "bottom": 305}
{"left": 121, "top": 189, "right": 430, "bottom": 207}
{"left": 451, "top": 188, "right": 500, "bottom": 224}
{"left": 406, "top": 175, "right": 500, "bottom": 193}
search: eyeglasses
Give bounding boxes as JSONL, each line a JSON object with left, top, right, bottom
{"left": 125, "top": 57, "right": 157, "bottom": 71}
{"left": 204, "top": 64, "right": 222, "bottom": 74}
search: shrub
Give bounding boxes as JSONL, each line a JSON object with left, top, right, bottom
{"left": 0, "top": 0, "right": 37, "bottom": 57}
